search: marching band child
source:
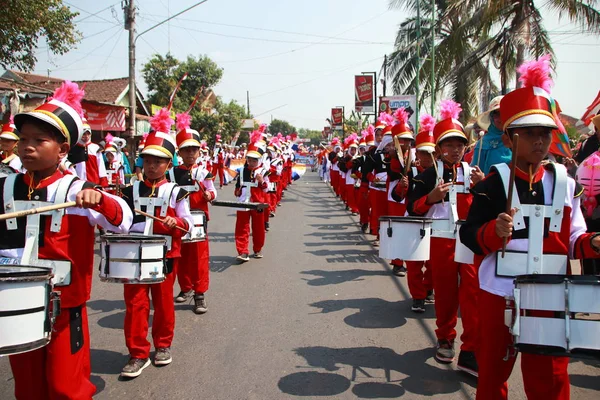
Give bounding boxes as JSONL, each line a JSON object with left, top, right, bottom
{"left": 399, "top": 114, "right": 436, "bottom": 312}
{"left": 70, "top": 120, "right": 109, "bottom": 187}
{"left": 460, "top": 55, "right": 600, "bottom": 399}
{"left": 234, "top": 130, "right": 270, "bottom": 262}
{"left": 212, "top": 135, "right": 225, "bottom": 188}
{"left": 104, "top": 141, "right": 125, "bottom": 189}
{"left": 119, "top": 109, "right": 193, "bottom": 378}
{"left": 4, "top": 81, "right": 132, "bottom": 398}
{"left": 408, "top": 100, "right": 483, "bottom": 375}
{"left": 170, "top": 112, "right": 217, "bottom": 314}
{"left": 1, "top": 116, "right": 23, "bottom": 172}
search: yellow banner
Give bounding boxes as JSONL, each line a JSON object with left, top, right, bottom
{"left": 151, "top": 104, "right": 176, "bottom": 119}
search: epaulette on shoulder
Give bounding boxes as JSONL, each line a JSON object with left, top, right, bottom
{"left": 574, "top": 182, "right": 585, "bottom": 198}
{"left": 176, "top": 187, "right": 190, "bottom": 201}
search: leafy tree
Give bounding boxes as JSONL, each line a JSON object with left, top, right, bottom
{"left": 298, "top": 128, "right": 324, "bottom": 146}
{"left": 1, "top": 0, "right": 80, "bottom": 72}
{"left": 268, "top": 119, "right": 296, "bottom": 136}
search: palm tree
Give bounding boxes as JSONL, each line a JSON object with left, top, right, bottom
{"left": 387, "top": 1, "right": 496, "bottom": 122}
{"left": 451, "top": 0, "right": 600, "bottom": 93}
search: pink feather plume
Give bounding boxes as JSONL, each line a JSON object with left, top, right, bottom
{"left": 378, "top": 111, "right": 394, "bottom": 126}
{"left": 142, "top": 132, "right": 149, "bottom": 140}
{"left": 250, "top": 130, "right": 262, "bottom": 144}
{"left": 150, "top": 107, "right": 174, "bottom": 133}
{"left": 8, "top": 115, "right": 14, "bottom": 125}
{"left": 104, "top": 133, "right": 114, "bottom": 144}
{"left": 439, "top": 99, "right": 462, "bottom": 120}
{"left": 286, "top": 135, "right": 291, "bottom": 141}
{"left": 176, "top": 112, "right": 192, "bottom": 131}
{"left": 51, "top": 81, "right": 85, "bottom": 117}
{"left": 367, "top": 124, "right": 374, "bottom": 136}
{"left": 419, "top": 113, "right": 436, "bottom": 132}
{"left": 259, "top": 123, "right": 267, "bottom": 133}
{"left": 393, "top": 107, "right": 409, "bottom": 125}
{"left": 277, "top": 132, "right": 283, "bottom": 139}
{"left": 216, "top": 134, "right": 221, "bottom": 140}
{"left": 518, "top": 54, "right": 553, "bottom": 93}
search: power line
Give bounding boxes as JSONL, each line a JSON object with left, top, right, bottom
{"left": 65, "top": 1, "right": 120, "bottom": 26}
{"left": 93, "top": 30, "right": 125, "bottom": 79}
{"left": 52, "top": 28, "right": 123, "bottom": 72}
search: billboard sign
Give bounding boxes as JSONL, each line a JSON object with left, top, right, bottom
{"left": 331, "top": 108, "right": 344, "bottom": 127}
{"left": 380, "top": 95, "right": 418, "bottom": 129}
{"left": 355, "top": 75, "right": 374, "bottom": 113}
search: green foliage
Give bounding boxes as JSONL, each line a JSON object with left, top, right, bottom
{"left": 0, "top": 0, "right": 80, "bottom": 72}
{"left": 142, "top": 53, "right": 246, "bottom": 144}
{"left": 298, "top": 128, "right": 323, "bottom": 146}
{"left": 268, "top": 119, "right": 296, "bottom": 136}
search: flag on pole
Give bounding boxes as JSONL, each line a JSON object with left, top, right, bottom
{"left": 580, "top": 91, "right": 600, "bottom": 127}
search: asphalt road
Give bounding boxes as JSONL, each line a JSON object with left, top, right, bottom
{"left": 1, "top": 172, "right": 599, "bottom": 399}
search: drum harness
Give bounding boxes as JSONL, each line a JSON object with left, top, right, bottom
{"left": 430, "top": 160, "right": 471, "bottom": 239}
{"left": 494, "top": 163, "right": 568, "bottom": 360}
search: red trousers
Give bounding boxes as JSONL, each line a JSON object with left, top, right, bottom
{"left": 405, "top": 261, "right": 433, "bottom": 299}
{"left": 235, "top": 209, "right": 265, "bottom": 254}
{"left": 429, "top": 237, "right": 478, "bottom": 351}
{"left": 338, "top": 176, "right": 347, "bottom": 203}
{"left": 369, "top": 189, "right": 387, "bottom": 236}
{"left": 124, "top": 267, "right": 176, "bottom": 359}
{"left": 269, "top": 191, "right": 278, "bottom": 213}
{"left": 330, "top": 171, "right": 339, "bottom": 196}
{"left": 276, "top": 180, "right": 284, "bottom": 203}
{"left": 346, "top": 184, "right": 359, "bottom": 213}
{"left": 477, "top": 289, "right": 570, "bottom": 400}
{"left": 358, "top": 186, "right": 370, "bottom": 225}
{"left": 9, "top": 304, "right": 95, "bottom": 400}
{"left": 211, "top": 164, "right": 225, "bottom": 187}
{"left": 177, "top": 237, "right": 210, "bottom": 294}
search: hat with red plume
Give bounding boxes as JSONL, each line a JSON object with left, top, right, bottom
{"left": 433, "top": 99, "right": 467, "bottom": 144}
{"left": 363, "top": 124, "right": 375, "bottom": 146}
{"left": 175, "top": 112, "right": 201, "bottom": 149}
{"left": 247, "top": 130, "right": 266, "bottom": 159}
{"left": 216, "top": 134, "right": 222, "bottom": 144}
{"left": 138, "top": 132, "right": 149, "bottom": 150}
{"left": 376, "top": 112, "right": 394, "bottom": 130}
{"left": 500, "top": 54, "right": 558, "bottom": 131}
{"left": 391, "top": 107, "right": 413, "bottom": 140}
{"left": 416, "top": 113, "right": 436, "bottom": 153}
{"left": 0, "top": 116, "right": 18, "bottom": 141}
{"left": 141, "top": 107, "right": 176, "bottom": 159}
{"left": 14, "top": 81, "right": 85, "bottom": 147}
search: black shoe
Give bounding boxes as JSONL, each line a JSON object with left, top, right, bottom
{"left": 265, "top": 222, "right": 270, "bottom": 232}
{"left": 361, "top": 223, "right": 368, "bottom": 233}
{"left": 392, "top": 265, "right": 406, "bottom": 277}
{"left": 425, "top": 290, "right": 435, "bottom": 304}
{"left": 457, "top": 350, "right": 478, "bottom": 377}
{"left": 121, "top": 357, "right": 150, "bottom": 378}
{"left": 193, "top": 294, "right": 208, "bottom": 314}
{"left": 411, "top": 299, "right": 426, "bottom": 313}
{"left": 345, "top": 205, "right": 350, "bottom": 211}
{"left": 269, "top": 212, "right": 275, "bottom": 218}
{"left": 236, "top": 253, "right": 250, "bottom": 263}
{"left": 175, "top": 290, "right": 193, "bottom": 303}
{"left": 154, "top": 347, "right": 172, "bottom": 366}
{"left": 435, "top": 339, "right": 456, "bottom": 364}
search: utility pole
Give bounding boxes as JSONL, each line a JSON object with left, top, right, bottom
{"left": 430, "top": 0, "right": 436, "bottom": 115}
{"left": 382, "top": 54, "right": 387, "bottom": 97}
{"left": 246, "top": 91, "right": 250, "bottom": 116}
{"left": 125, "top": 0, "right": 136, "bottom": 138}
{"left": 415, "top": 0, "right": 421, "bottom": 127}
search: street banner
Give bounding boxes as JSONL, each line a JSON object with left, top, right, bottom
{"left": 323, "top": 126, "right": 331, "bottom": 139}
{"left": 380, "top": 95, "right": 417, "bottom": 129}
{"left": 83, "top": 103, "right": 126, "bottom": 131}
{"left": 151, "top": 104, "right": 176, "bottom": 119}
{"left": 331, "top": 108, "right": 343, "bottom": 127}
{"left": 355, "top": 75, "right": 374, "bottom": 113}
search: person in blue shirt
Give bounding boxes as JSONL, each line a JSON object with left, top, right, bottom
{"left": 470, "top": 96, "right": 512, "bottom": 174}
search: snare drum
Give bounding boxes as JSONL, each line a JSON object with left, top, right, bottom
{"left": 182, "top": 211, "right": 206, "bottom": 243}
{"left": 0, "top": 265, "right": 59, "bottom": 356}
{"left": 454, "top": 220, "right": 474, "bottom": 264}
{"left": 508, "top": 275, "right": 600, "bottom": 359}
{"left": 378, "top": 216, "right": 432, "bottom": 261}
{"left": 99, "top": 234, "right": 167, "bottom": 284}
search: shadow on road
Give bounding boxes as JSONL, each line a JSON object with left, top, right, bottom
{"left": 300, "top": 269, "right": 390, "bottom": 286}
{"left": 309, "top": 297, "right": 422, "bottom": 329}
{"left": 277, "top": 346, "right": 475, "bottom": 398}
{"left": 208, "top": 232, "right": 235, "bottom": 243}
{"left": 309, "top": 223, "right": 353, "bottom": 231}
{"left": 90, "top": 349, "right": 129, "bottom": 375}
{"left": 87, "top": 299, "right": 125, "bottom": 313}
{"left": 570, "top": 374, "right": 600, "bottom": 391}
{"left": 306, "top": 249, "right": 381, "bottom": 264}
{"left": 90, "top": 375, "right": 106, "bottom": 396}
{"left": 304, "top": 240, "right": 364, "bottom": 247}
{"left": 96, "top": 311, "right": 153, "bottom": 330}
{"left": 210, "top": 255, "right": 237, "bottom": 272}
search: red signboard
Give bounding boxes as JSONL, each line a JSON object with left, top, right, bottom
{"left": 322, "top": 126, "right": 332, "bottom": 138}
{"left": 355, "top": 75, "right": 374, "bottom": 113}
{"left": 83, "top": 102, "right": 126, "bottom": 132}
{"left": 331, "top": 108, "right": 344, "bottom": 126}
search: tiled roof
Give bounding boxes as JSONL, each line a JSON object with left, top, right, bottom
{"left": 0, "top": 78, "right": 52, "bottom": 94}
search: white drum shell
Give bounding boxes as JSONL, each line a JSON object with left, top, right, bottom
{"left": 513, "top": 277, "right": 600, "bottom": 355}
{"left": 454, "top": 222, "right": 474, "bottom": 264}
{"left": 379, "top": 217, "right": 432, "bottom": 261}
{"left": 99, "top": 236, "right": 167, "bottom": 284}
{"left": 0, "top": 266, "right": 52, "bottom": 356}
{"left": 182, "top": 211, "right": 206, "bottom": 243}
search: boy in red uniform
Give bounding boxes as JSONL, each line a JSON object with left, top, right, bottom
{"left": 170, "top": 112, "right": 217, "bottom": 314}
{"left": 119, "top": 109, "right": 193, "bottom": 378}
{"left": 212, "top": 135, "right": 225, "bottom": 188}
{"left": 408, "top": 100, "right": 483, "bottom": 375}
{"left": 397, "top": 114, "right": 436, "bottom": 312}
{"left": 0, "top": 116, "right": 23, "bottom": 172}
{"left": 70, "top": 120, "right": 109, "bottom": 186}
{"left": 460, "top": 55, "right": 600, "bottom": 399}
{"left": 234, "top": 130, "right": 270, "bottom": 262}
{"left": 4, "top": 81, "right": 132, "bottom": 399}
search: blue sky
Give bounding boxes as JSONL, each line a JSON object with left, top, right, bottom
{"left": 27, "top": 0, "right": 600, "bottom": 130}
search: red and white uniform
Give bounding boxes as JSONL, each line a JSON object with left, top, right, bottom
{"left": 105, "top": 159, "right": 125, "bottom": 186}
{"left": 211, "top": 147, "right": 225, "bottom": 187}
{"left": 120, "top": 179, "right": 193, "bottom": 360}
{"left": 1, "top": 171, "right": 132, "bottom": 399}
{"left": 168, "top": 165, "right": 216, "bottom": 295}
{"left": 460, "top": 162, "right": 600, "bottom": 399}
{"left": 408, "top": 160, "right": 479, "bottom": 352}
{"left": 73, "top": 142, "right": 108, "bottom": 186}
{"left": 234, "top": 165, "right": 270, "bottom": 255}
{"left": 1, "top": 153, "right": 23, "bottom": 173}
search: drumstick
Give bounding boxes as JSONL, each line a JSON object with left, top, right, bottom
{"left": 501, "top": 133, "right": 519, "bottom": 258}
{"left": 0, "top": 201, "right": 76, "bottom": 221}
{"left": 134, "top": 209, "right": 189, "bottom": 233}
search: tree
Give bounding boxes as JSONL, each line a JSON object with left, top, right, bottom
{"left": 268, "top": 119, "right": 296, "bottom": 136}
{"left": 0, "top": 0, "right": 80, "bottom": 72}
{"left": 298, "top": 128, "right": 324, "bottom": 146}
